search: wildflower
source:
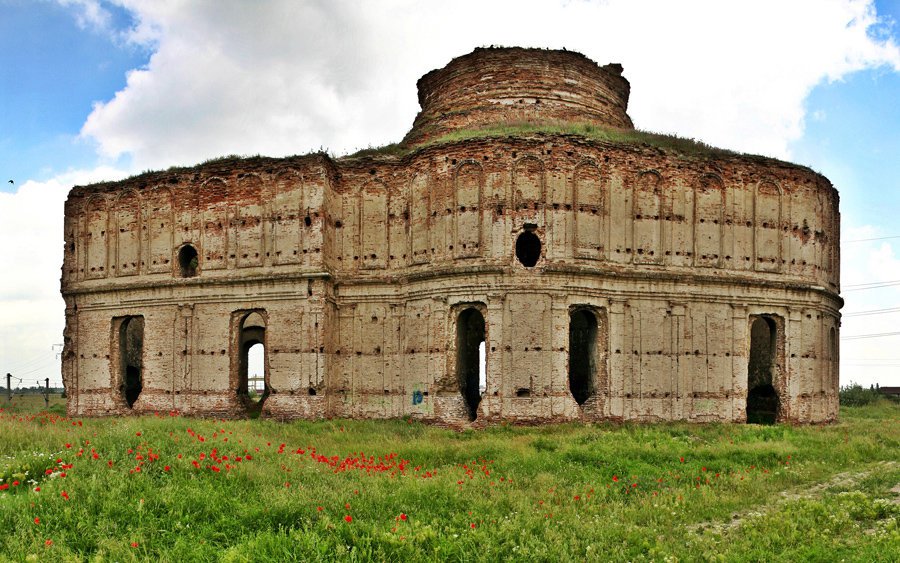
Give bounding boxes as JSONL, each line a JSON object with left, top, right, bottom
{"left": 164, "top": 465, "right": 170, "bottom": 472}
{"left": 12, "top": 480, "right": 19, "bottom": 486}
{"left": 60, "top": 491, "right": 69, "bottom": 501}
{"left": 612, "top": 475, "right": 619, "bottom": 482}
{"left": 317, "top": 506, "right": 323, "bottom": 511}
{"left": 344, "top": 515, "right": 353, "bottom": 522}
{"left": 131, "top": 542, "right": 139, "bottom": 548}
{"left": 399, "top": 513, "right": 408, "bottom": 521}
{"left": 45, "top": 540, "right": 53, "bottom": 547}
{"left": 345, "top": 503, "right": 351, "bottom": 510}
{"left": 34, "top": 487, "right": 41, "bottom": 492}
{"left": 34, "top": 517, "right": 40, "bottom": 524}
{"left": 470, "top": 523, "right": 476, "bottom": 529}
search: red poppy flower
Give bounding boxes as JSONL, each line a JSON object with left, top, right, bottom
{"left": 131, "top": 542, "right": 139, "bottom": 548}
{"left": 34, "top": 517, "right": 40, "bottom": 524}
{"left": 344, "top": 515, "right": 353, "bottom": 522}
{"left": 60, "top": 491, "right": 69, "bottom": 501}
{"left": 45, "top": 540, "right": 53, "bottom": 547}
{"left": 612, "top": 475, "right": 619, "bottom": 482}
{"left": 399, "top": 513, "right": 408, "bottom": 521}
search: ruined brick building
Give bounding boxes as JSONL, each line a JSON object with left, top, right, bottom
{"left": 61, "top": 47, "right": 842, "bottom": 424}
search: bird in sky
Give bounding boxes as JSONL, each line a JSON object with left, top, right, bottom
{"left": 7, "top": 180, "right": 13, "bottom": 184}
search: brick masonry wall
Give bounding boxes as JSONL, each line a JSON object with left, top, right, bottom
{"left": 60, "top": 49, "right": 841, "bottom": 425}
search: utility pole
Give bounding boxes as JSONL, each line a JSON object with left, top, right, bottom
{"left": 44, "top": 378, "right": 50, "bottom": 408}
{"left": 5, "top": 373, "right": 10, "bottom": 403}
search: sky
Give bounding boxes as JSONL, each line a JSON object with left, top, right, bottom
{"left": 2, "top": 0, "right": 900, "bottom": 390}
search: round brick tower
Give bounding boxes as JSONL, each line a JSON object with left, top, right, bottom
{"left": 403, "top": 47, "right": 634, "bottom": 146}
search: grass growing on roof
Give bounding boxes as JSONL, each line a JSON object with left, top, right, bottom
{"left": 344, "top": 120, "right": 748, "bottom": 160}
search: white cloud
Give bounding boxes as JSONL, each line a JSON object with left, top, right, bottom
{"left": 0, "top": 167, "right": 128, "bottom": 388}
{"left": 57, "top": 0, "right": 114, "bottom": 34}
{"left": 839, "top": 225, "right": 900, "bottom": 387}
{"left": 78, "top": 0, "right": 900, "bottom": 171}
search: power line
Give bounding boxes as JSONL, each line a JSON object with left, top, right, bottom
{"left": 843, "top": 280, "right": 900, "bottom": 292}
{"left": 843, "top": 306, "right": 900, "bottom": 317}
{"left": 843, "top": 235, "right": 900, "bottom": 243}
{"left": 16, "top": 360, "right": 59, "bottom": 378}
{"left": 4, "top": 351, "right": 57, "bottom": 372}
{"left": 842, "top": 331, "right": 900, "bottom": 340}
{"left": 844, "top": 278, "right": 900, "bottom": 288}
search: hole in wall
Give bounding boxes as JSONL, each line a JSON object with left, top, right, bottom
{"left": 515, "top": 231, "right": 541, "bottom": 267}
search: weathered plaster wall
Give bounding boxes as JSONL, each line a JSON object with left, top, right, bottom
{"left": 61, "top": 48, "right": 841, "bottom": 425}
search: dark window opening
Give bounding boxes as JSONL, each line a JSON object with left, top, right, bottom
{"left": 569, "top": 309, "right": 597, "bottom": 405}
{"left": 119, "top": 316, "right": 144, "bottom": 408}
{"left": 457, "top": 308, "right": 486, "bottom": 421}
{"left": 238, "top": 311, "right": 268, "bottom": 412}
{"left": 747, "top": 317, "right": 779, "bottom": 424}
{"left": 178, "top": 244, "right": 198, "bottom": 277}
{"left": 515, "top": 231, "right": 541, "bottom": 267}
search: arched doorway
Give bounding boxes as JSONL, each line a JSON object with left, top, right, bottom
{"left": 457, "top": 307, "right": 486, "bottom": 421}
{"left": 119, "top": 316, "right": 144, "bottom": 408}
{"left": 747, "top": 316, "right": 778, "bottom": 424}
{"left": 569, "top": 309, "right": 597, "bottom": 405}
{"left": 238, "top": 311, "right": 268, "bottom": 411}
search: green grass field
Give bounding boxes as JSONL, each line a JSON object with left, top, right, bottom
{"left": 1, "top": 398, "right": 897, "bottom": 562}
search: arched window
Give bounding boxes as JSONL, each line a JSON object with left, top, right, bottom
{"left": 178, "top": 244, "right": 198, "bottom": 277}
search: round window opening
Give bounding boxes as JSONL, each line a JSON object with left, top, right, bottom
{"left": 515, "top": 231, "right": 541, "bottom": 267}
{"left": 178, "top": 244, "right": 199, "bottom": 277}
